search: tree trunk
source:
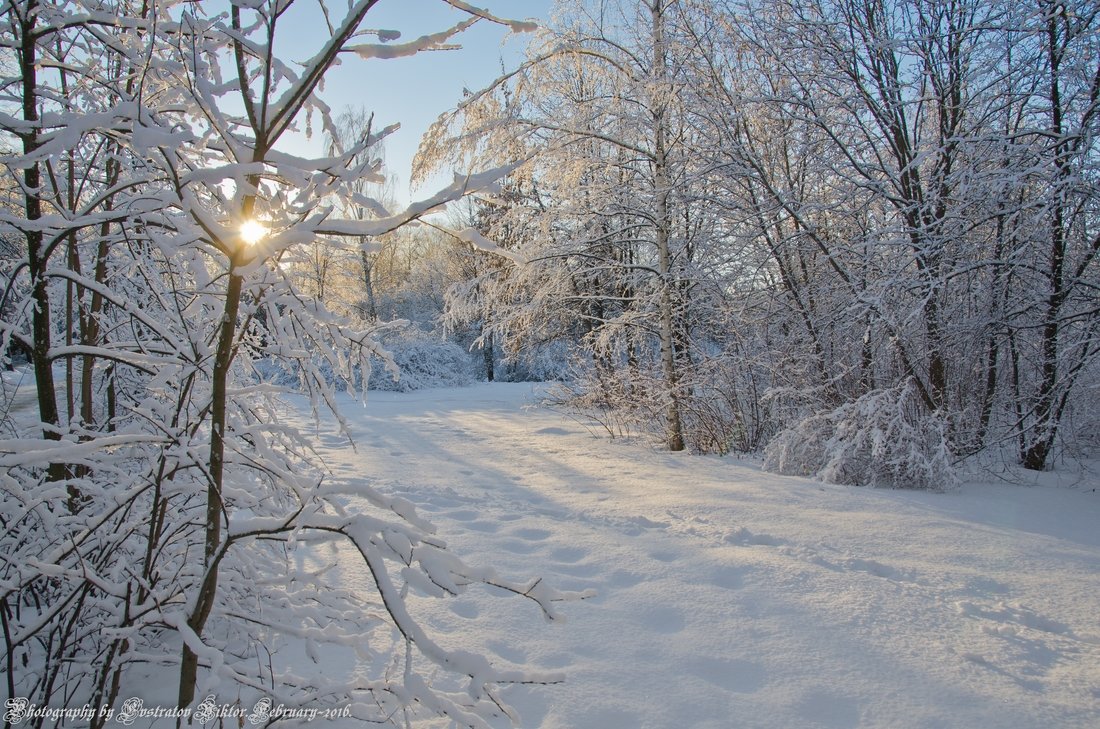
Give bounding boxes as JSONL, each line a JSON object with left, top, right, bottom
{"left": 177, "top": 264, "right": 243, "bottom": 708}
{"left": 483, "top": 328, "right": 495, "bottom": 382}
{"left": 651, "top": 0, "right": 685, "bottom": 452}
{"left": 17, "top": 0, "right": 66, "bottom": 483}
{"left": 1021, "top": 4, "right": 1071, "bottom": 471}
{"left": 360, "top": 248, "right": 377, "bottom": 322}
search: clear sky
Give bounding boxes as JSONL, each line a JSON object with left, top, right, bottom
{"left": 278, "top": 0, "right": 555, "bottom": 207}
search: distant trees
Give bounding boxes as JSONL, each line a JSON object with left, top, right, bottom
{"left": 428, "top": 0, "right": 1099, "bottom": 475}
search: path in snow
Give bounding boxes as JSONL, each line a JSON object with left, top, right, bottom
{"left": 305, "top": 383, "right": 1100, "bottom": 729}
{"left": 0, "top": 369, "right": 37, "bottom": 429}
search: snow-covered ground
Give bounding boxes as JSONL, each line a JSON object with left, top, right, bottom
{"left": 0, "top": 368, "right": 38, "bottom": 435}
{"left": 298, "top": 383, "right": 1100, "bottom": 729}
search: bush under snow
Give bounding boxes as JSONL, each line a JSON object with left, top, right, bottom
{"left": 368, "top": 331, "right": 478, "bottom": 391}
{"left": 256, "top": 329, "right": 478, "bottom": 393}
{"left": 764, "top": 381, "right": 957, "bottom": 490}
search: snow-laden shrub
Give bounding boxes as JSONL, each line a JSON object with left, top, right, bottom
{"left": 547, "top": 351, "right": 776, "bottom": 454}
{"left": 544, "top": 363, "right": 642, "bottom": 441}
{"left": 677, "top": 354, "right": 777, "bottom": 454}
{"left": 368, "top": 331, "right": 477, "bottom": 391}
{"left": 502, "top": 339, "right": 573, "bottom": 382}
{"left": 760, "top": 410, "right": 834, "bottom": 477}
{"left": 764, "top": 381, "right": 957, "bottom": 490}
{"left": 255, "top": 330, "right": 477, "bottom": 393}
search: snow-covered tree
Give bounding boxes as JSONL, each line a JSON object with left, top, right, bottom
{"left": 424, "top": 0, "right": 1097, "bottom": 473}
{"left": 1, "top": 1, "right": 589, "bottom": 725}
{"left": 426, "top": 0, "right": 745, "bottom": 452}
{"left": 712, "top": 0, "right": 1100, "bottom": 471}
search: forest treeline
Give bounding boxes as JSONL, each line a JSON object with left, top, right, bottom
{"left": 425, "top": 0, "right": 1099, "bottom": 485}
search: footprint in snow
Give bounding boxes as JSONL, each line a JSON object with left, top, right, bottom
{"left": 801, "top": 553, "right": 918, "bottom": 583}
{"left": 499, "top": 539, "right": 540, "bottom": 555}
{"left": 639, "top": 605, "right": 685, "bottom": 634}
{"left": 966, "top": 576, "right": 1010, "bottom": 595}
{"left": 556, "top": 562, "right": 601, "bottom": 578}
{"left": 550, "top": 546, "right": 587, "bottom": 563}
{"left": 613, "top": 515, "right": 670, "bottom": 535}
{"left": 723, "top": 527, "right": 786, "bottom": 547}
{"left": 794, "top": 689, "right": 861, "bottom": 729}
{"left": 685, "top": 656, "right": 766, "bottom": 693}
{"left": 535, "top": 652, "right": 574, "bottom": 669}
{"left": 441, "top": 509, "right": 479, "bottom": 522}
{"left": 579, "top": 708, "right": 642, "bottom": 729}
{"left": 464, "top": 520, "right": 500, "bottom": 534}
{"left": 708, "top": 564, "right": 746, "bottom": 590}
{"left": 607, "top": 569, "right": 644, "bottom": 589}
{"left": 722, "top": 527, "right": 918, "bottom": 585}
{"left": 486, "top": 639, "right": 526, "bottom": 664}
{"left": 512, "top": 527, "right": 552, "bottom": 541}
{"left": 955, "top": 600, "right": 1075, "bottom": 637}
{"left": 840, "top": 557, "right": 917, "bottom": 583}
{"left": 449, "top": 600, "right": 479, "bottom": 619}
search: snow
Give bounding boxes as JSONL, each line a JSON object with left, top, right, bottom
{"left": 285, "top": 383, "right": 1100, "bottom": 728}
{"left": 347, "top": 15, "right": 477, "bottom": 61}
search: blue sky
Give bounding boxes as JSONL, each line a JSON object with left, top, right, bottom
{"left": 279, "top": 1, "right": 555, "bottom": 207}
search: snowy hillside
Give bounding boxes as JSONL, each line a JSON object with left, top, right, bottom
{"left": 292, "top": 383, "right": 1100, "bottom": 729}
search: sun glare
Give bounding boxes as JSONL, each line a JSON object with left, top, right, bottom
{"left": 240, "top": 219, "right": 267, "bottom": 246}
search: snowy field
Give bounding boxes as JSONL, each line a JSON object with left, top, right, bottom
{"left": 294, "top": 383, "right": 1100, "bottom": 729}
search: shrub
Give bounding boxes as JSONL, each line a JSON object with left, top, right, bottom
{"left": 764, "top": 381, "right": 957, "bottom": 490}
{"left": 369, "top": 332, "right": 477, "bottom": 391}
